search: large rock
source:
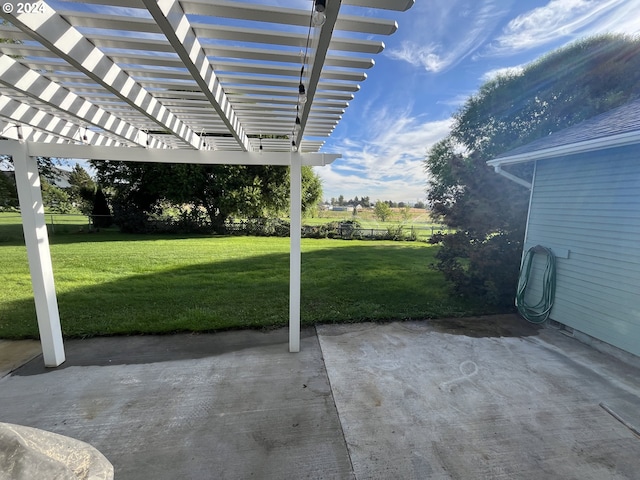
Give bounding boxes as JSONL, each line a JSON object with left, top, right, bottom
{"left": 0, "top": 423, "right": 113, "bottom": 480}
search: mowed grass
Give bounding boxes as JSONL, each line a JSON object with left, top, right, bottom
{"left": 0, "top": 215, "right": 493, "bottom": 339}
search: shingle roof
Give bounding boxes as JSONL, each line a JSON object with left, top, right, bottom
{"left": 492, "top": 97, "right": 640, "bottom": 162}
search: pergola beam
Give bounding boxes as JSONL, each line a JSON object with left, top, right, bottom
{"left": 143, "top": 0, "right": 251, "bottom": 151}
{"left": 24, "top": 142, "right": 340, "bottom": 166}
{"left": 295, "top": 0, "right": 343, "bottom": 148}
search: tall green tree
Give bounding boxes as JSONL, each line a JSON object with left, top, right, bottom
{"left": 425, "top": 34, "right": 640, "bottom": 306}
{"left": 91, "top": 186, "right": 113, "bottom": 228}
{"left": 67, "top": 164, "right": 96, "bottom": 214}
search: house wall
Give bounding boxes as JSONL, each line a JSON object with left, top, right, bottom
{"left": 524, "top": 144, "right": 640, "bottom": 356}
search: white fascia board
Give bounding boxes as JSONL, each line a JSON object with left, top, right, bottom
{"left": 487, "top": 130, "right": 640, "bottom": 167}
{"left": 23, "top": 141, "right": 340, "bottom": 166}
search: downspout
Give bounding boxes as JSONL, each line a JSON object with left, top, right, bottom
{"left": 493, "top": 164, "right": 532, "bottom": 190}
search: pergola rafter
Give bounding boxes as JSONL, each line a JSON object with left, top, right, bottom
{"left": 0, "top": 97, "right": 116, "bottom": 145}
{"left": 0, "top": 55, "right": 164, "bottom": 148}
{"left": 0, "top": 4, "right": 203, "bottom": 149}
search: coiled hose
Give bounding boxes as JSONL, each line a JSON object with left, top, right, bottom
{"left": 516, "top": 245, "right": 556, "bottom": 324}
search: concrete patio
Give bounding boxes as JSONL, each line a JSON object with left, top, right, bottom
{"left": 1, "top": 315, "right": 639, "bottom": 479}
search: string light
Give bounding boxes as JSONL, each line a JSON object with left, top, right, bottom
{"left": 200, "top": 129, "right": 207, "bottom": 150}
{"left": 298, "top": 82, "right": 307, "bottom": 105}
{"left": 312, "top": 10, "right": 326, "bottom": 27}
{"left": 313, "top": 0, "right": 326, "bottom": 25}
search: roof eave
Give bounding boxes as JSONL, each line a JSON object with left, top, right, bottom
{"left": 487, "top": 130, "right": 640, "bottom": 167}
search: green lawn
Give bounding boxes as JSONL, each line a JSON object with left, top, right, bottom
{"left": 0, "top": 213, "right": 494, "bottom": 339}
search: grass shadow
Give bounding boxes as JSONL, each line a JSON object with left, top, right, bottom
{"left": 0, "top": 243, "right": 499, "bottom": 341}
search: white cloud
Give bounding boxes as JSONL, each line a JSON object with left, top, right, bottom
{"left": 387, "top": 42, "right": 448, "bottom": 73}
{"left": 491, "top": 0, "right": 640, "bottom": 55}
{"left": 386, "top": 0, "right": 509, "bottom": 73}
{"left": 317, "top": 110, "right": 453, "bottom": 202}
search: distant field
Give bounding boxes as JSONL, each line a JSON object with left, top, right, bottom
{"left": 305, "top": 208, "right": 451, "bottom": 240}
{"left": 0, "top": 213, "right": 92, "bottom": 243}
{"left": 0, "top": 212, "right": 491, "bottom": 339}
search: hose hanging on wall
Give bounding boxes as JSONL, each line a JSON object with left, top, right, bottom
{"left": 516, "top": 245, "right": 556, "bottom": 324}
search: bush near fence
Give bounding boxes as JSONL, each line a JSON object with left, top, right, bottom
{"left": 3, "top": 213, "right": 450, "bottom": 242}
{"left": 226, "top": 219, "right": 451, "bottom": 242}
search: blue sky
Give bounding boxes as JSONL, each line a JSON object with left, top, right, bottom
{"left": 316, "top": 0, "right": 640, "bottom": 203}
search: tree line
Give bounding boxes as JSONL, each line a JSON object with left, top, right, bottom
{"left": 327, "top": 195, "right": 426, "bottom": 209}
{"left": 1, "top": 157, "right": 324, "bottom": 234}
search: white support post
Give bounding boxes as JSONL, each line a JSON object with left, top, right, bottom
{"left": 289, "top": 153, "right": 302, "bottom": 352}
{"left": 12, "top": 143, "right": 65, "bottom": 367}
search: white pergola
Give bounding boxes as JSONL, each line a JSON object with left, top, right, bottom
{"left": 0, "top": 0, "right": 413, "bottom": 366}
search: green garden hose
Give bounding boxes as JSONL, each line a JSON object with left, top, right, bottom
{"left": 516, "top": 245, "right": 556, "bottom": 324}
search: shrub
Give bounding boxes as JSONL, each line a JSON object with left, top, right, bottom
{"left": 337, "top": 219, "right": 361, "bottom": 240}
{"left": 228, "top": 218, "right": 290, "bottom": 237}
{"left": 112, "top": 202, "right": 147, "bottom": 233}
{"left": 429, "top": 231, "right": 521, "bottom": 308}
{"left": 91, "top": 187, "right": 113, "bottom": 228}
{"left": 384, "top": 225, "right": 404, "bottom": 241}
